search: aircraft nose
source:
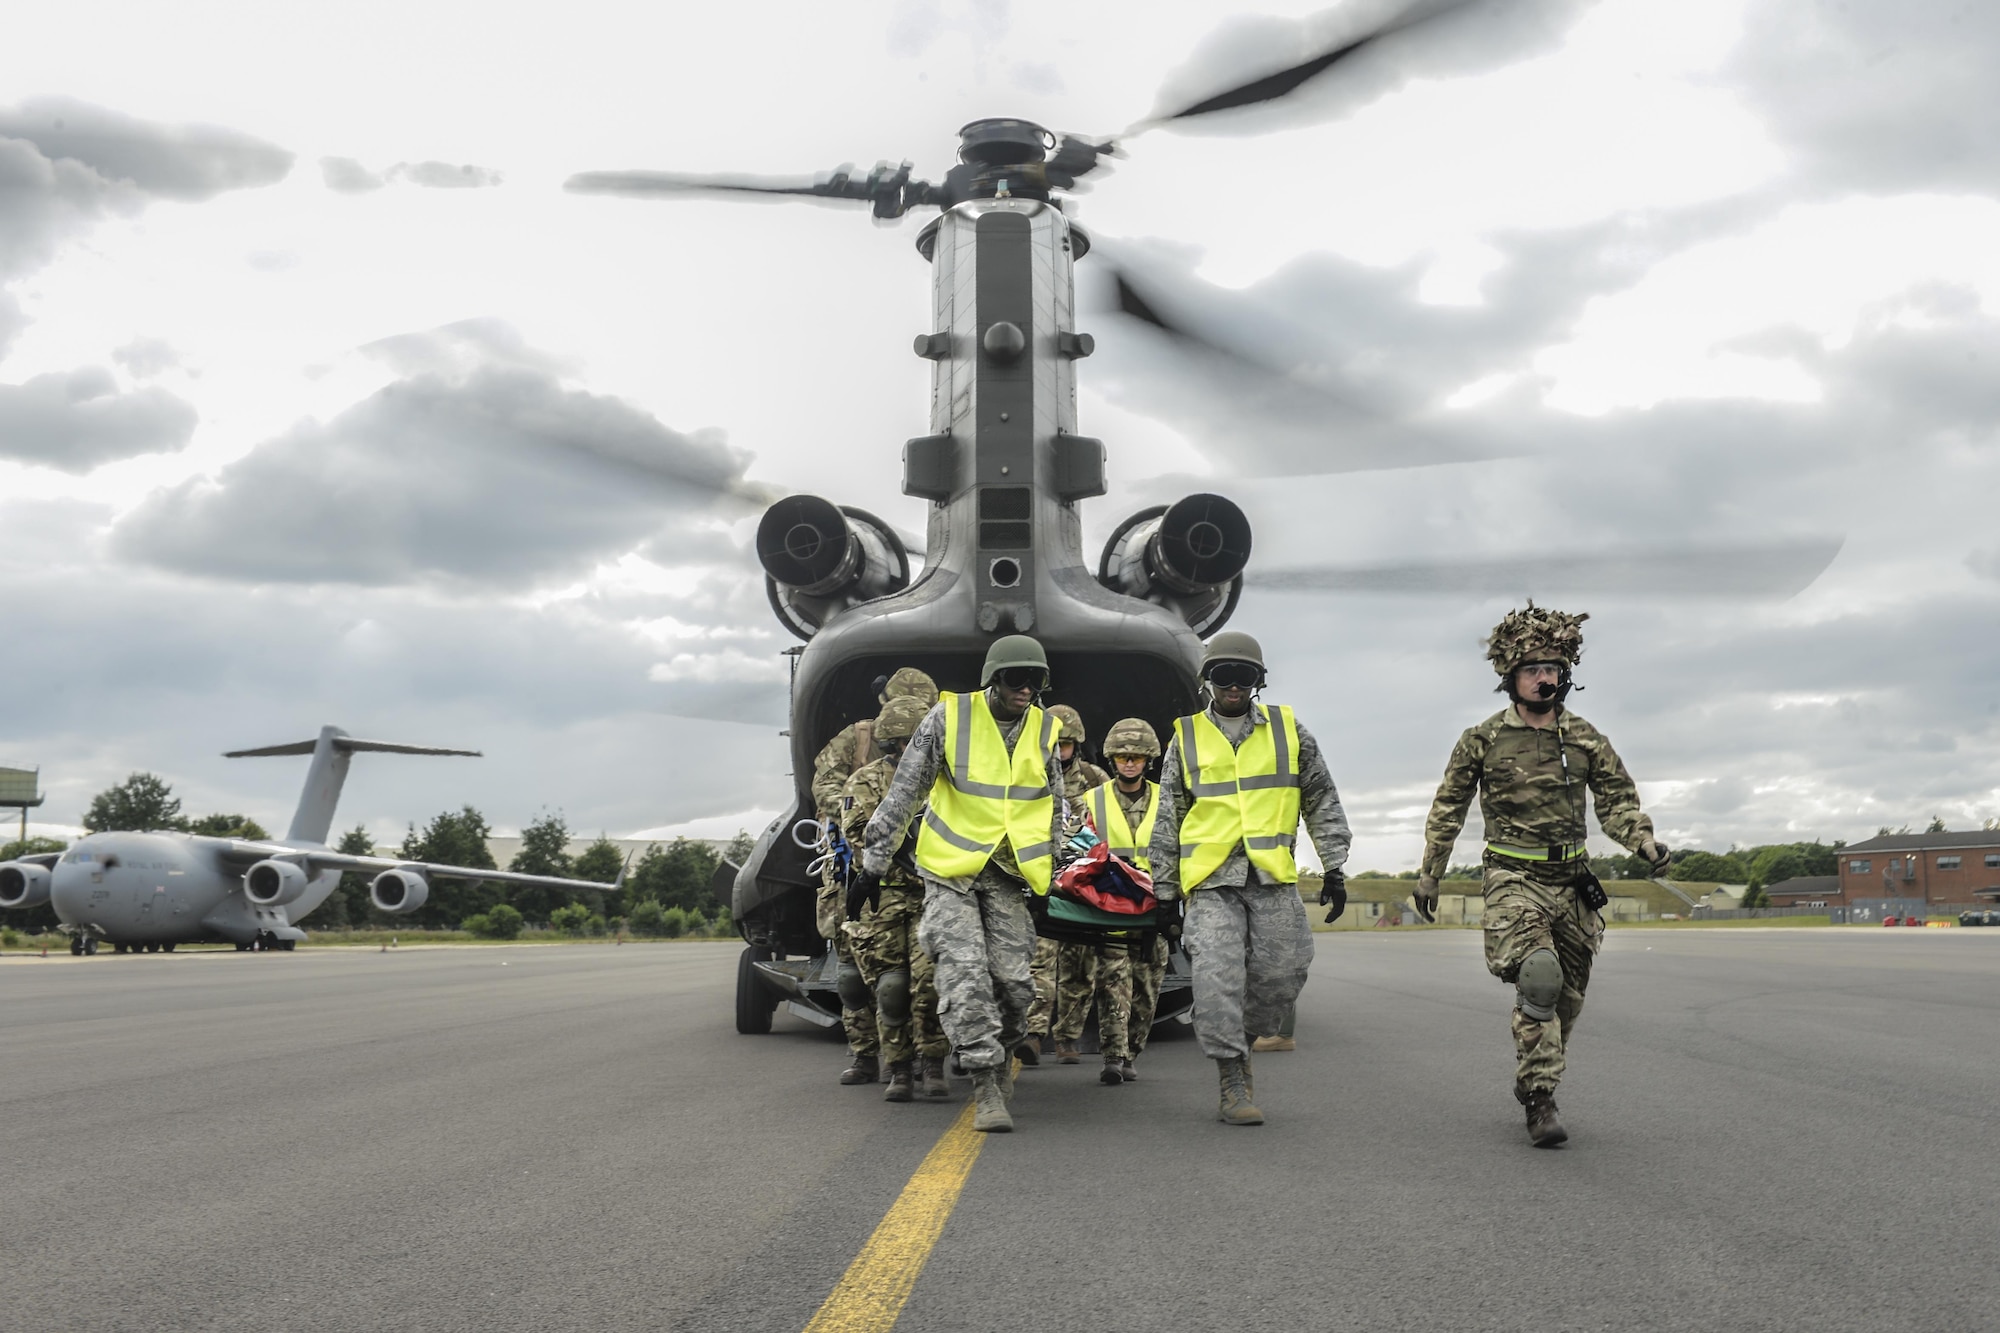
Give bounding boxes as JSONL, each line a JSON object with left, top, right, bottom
{"left": 50, "top": 866, "right": 93, "bottom": 922}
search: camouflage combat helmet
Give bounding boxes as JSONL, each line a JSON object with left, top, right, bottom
{"left": 874, "top": 694, "right": 930, "bottom": 741}
{"left": 1103, "top": 717, "right": 1161, "bottom": 759}
{"left": 1047, "top": 704, "right": 1086, "bottom": 743}
{"left": 1201, "top": 630, "right": 1266, "bottom": 677}
{"left": 980, "top": 634, "right": 1049, "bottom": 687}
{"left": 1485, "top": 602, "right": 1588, "bottom": 675}
{"left": 883, "top": 666, "right": 939, "bottom": 707}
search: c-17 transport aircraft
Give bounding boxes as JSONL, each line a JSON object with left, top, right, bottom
{"left": 0, "top": 726, "right": 620, "bottom": 954}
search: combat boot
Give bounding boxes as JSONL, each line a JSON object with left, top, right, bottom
{"left": 839, "top": 1054, "right": 879, "bottom": 1086}
{"left": 1099, "top": 1055, "right": 1125, "bottom": 1085}
{"left": 1251, "top": 1034, "right": 1296, "bottom": 1052}
{"left": 918, "top": 1056, "right": 950, "bottom": 1100}
{"left": 1216, "top": 1057, "right": 1264, "bottom": 1126}
{"left": 1000, "top": 1058, "right": 1017, "bottom": 1103}
{"left": 1013, "top": 1034, "right": 1043, "bottom": 1066}
{"left": 883, "top": 1061, "right": 914, "bottom": 1103}
{"left": 970, "top": 1068, "right": 1014, "bottom": 1133}
{"left": 1054, "top": 1039, "right": 1081, "bottom": 1065}
{"left": 1521, "top": 1087, "right": 1567, "bottom": 1148}
{"left": 1119, "top": 1057, "right": 1137, "bottom": 1081}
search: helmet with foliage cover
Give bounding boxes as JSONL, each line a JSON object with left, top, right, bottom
{"left": 1485, "top": 602, "right": 1588, "bottom": 675}
{"left": 874, "top": 694, "right": 931, "bottom": 741}
{"left": 1102, "top": 717, "right": 1161, "bottom": 759}
{"left": 1047, "top": 704, "right": 1086, "bottom": 743}
{"left": 883, "top": 666, "right": 938, "bottom": 707}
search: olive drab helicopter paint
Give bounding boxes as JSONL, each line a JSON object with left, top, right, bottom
{"left": 567, "top": 0, "right": 1842, "bottom": 1031}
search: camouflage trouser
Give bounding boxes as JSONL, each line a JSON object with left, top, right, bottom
{"left": 916, "top": 872, "right": 1036, "bottom": 1072}
{"left": 843, "top": 885, "right": 947, "bottom": 1065}
{"left": 1481, "top": 856, "right": 1605, "bottom": 1095}
{"left": 1051, "top": 941, "right": 1135, "bottom": 1060}
{"left": 1183, "top": 877, "right": 1313, "bottom": 1062}
{"left": 1024, "top": 937, "right": 1061, "bottom": 1037}
{"left": 1128, "top": 934, "right": 1168, "bottom": 1056}
{"left": 818, "top": 880, "right": 878, "bottom": 1058}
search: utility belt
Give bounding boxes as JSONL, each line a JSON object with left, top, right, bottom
{"left": 1485, "top": 841, "right": 1586, "bottom": 863}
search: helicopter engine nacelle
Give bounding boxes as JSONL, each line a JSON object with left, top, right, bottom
{"left": 1098, "top": 493, "right": 1252, "bottom": 636}
{"left": 757, "top": 495, "right": 911, "bottom": 641}
{"left": 243, "top": 859, "right": 312, "bottom": 907}
{"left": 0, "top": 862, "right": 53, "bottom": 909}
{"left": 369, "top": 869, "right": 430, "bottom": 915}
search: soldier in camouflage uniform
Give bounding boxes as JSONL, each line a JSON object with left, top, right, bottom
{"left": 1416, "top": 604, "right": 1671, "bottom": 1148}
{"left": 813, "top": 667, "right": 938, "bottom": 1086}
{"left": 1049, "top": 717, "right": 1166, "bottom": 1085}
{"left": 1023, "top": 703, "right": 1110, "bottom": 1065}
{"left": 1151, "top": 632, "right": 1351, "bottom": 1126}
{"left": 858, "top": 636, "right": 1067, "bottom": 1133}
{"left": 838, "top": 696, "right": 952, "bottom": 1103}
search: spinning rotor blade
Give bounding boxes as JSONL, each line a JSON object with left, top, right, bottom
{"left": 1248, "top": 537, "right": 1845, "bottom": 600}
{"left": 1141, "top": 0, "right": 1483, "bottom": 128}
{"left": 565, "top": 169, "right": 844, "bottom": 200}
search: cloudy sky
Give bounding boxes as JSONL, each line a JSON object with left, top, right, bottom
{"left": 2, "top": 0, "right": 1996, "bottom": 868}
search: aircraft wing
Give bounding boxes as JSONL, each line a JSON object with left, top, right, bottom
{"left": 220, "top": 841, "right": 624, "bottom": 894}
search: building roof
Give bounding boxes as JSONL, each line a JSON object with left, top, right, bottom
{"left": 1768, "top": 875, "right": 1840, "bottom": 898}
{"left": 1839, "top": 830, "right": 2000, "bottom": 854}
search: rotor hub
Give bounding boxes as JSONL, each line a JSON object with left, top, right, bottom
{"left": 957, "top": 118, "right": 1053, "bottom": 166}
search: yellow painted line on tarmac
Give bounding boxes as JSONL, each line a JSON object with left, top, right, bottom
{"left": 801, "top": 1082, "right": 997, "bottom": 1333}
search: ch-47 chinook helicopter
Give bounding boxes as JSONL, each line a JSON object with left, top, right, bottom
{"left": 569, "top": 1, "right": 1841, "bottom": 1034}
{"left": 0, "top": 726, "right": 623, "bottom": 953}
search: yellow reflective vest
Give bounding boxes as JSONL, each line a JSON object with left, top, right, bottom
{"left": 1174, "top": 705, "right": 1303, "bottom": 891}
{"left": 1086, "top": 781, "right": 1160, "bottom": 875}
{"left": 916, "top": 691, "right": 1059, "bottom": 893}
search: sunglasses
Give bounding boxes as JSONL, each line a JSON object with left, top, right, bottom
{"left": 1205, "top": 663, "right": 1261, "bottom": 690}
{"left": 993, "top": 667, "right": 1048, "bottom": 691}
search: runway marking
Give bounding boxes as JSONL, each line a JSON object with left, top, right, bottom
{"left": 801, "top": 1095, "right": 991, "bottom": 1333}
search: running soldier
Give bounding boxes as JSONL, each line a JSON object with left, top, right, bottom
{"left": 1417, "top": 605, "right": 1670, "bottom": 1147}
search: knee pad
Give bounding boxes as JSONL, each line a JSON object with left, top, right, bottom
{"left": 836, "top": 960, "right": 872, "bottom": 1011}
{"left": 1515, "top": 948, "right": 1562, "bottom": 1022}
{"left": 876, "top": 967, "right": 912, "bottom": 1026}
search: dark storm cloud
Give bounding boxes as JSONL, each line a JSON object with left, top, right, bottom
{"left": 0, "top": 97, "right": 292, "bottom": 201}
{"left": 0, "top": 367, "right": 197, "bottom": 471}
{"left": 113, "top": 331, "right": 772, "bottom": 588}
{"left": 1729, "top": 0, "right": 2000, "bottom": 195}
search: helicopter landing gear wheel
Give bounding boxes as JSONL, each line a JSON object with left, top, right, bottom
{"left": 736, "top": 945, "right": 778, "bottom": 1035}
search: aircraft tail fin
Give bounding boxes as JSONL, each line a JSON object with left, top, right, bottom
{"left": 225, "top": 726, "right": 482, "bottom": 845}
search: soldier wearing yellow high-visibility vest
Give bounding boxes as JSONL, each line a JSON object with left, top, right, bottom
{"left": 858, "top": 635, "right": 1067, "bottom": 1134}
{"left": 1069, "top": 716, "right": 1166, "bottom": 1084}
{"left": 1149, "top": 631, "right": 1352, "bottom": 1126}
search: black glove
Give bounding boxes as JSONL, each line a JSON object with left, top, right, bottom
{"left": 1318, "top": 868, "right": 1347, "bottom": 923}
{"left": 1155, "top": 895, "right": 1183, "bottom": 945}
{"left": 844, "top": 871, "right": 882, "bottom": 923}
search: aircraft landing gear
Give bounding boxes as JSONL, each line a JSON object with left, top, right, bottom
{"left": 115, "top": 942, "right": 130, "bottom": 955}
{"left": 70, "top": 936, "right": 84, "bottom": 956}
{"left": 736, "top": 945, "right": 779, "bottom": 1035}
{"left": 145, "top": 942, "right": 162, "bottom": 953}
{"left": 163, "top": 942, "right": 176, "bottom": 952}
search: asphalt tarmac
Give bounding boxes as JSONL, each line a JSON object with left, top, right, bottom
{"left": 3, "top": 928, "right": 1995, "bottom": 1332}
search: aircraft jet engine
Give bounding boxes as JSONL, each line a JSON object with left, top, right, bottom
{"left": 0, "top": 861, "right": 53, "bottom": 910}
{"left": 1097, "top": 492, "right": 1252, "bottom": 636}
{"left": 242, "top": 859, "right": 312, "bottom": 908}
{"left": 756, "top": 495, "right": 911, "bottom": 640}
{"left": 368, "top": 868, "right": 430, "bottom": 915}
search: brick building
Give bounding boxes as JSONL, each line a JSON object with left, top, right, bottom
{"left": 1826, "top": 829, "right": 2000, "bottom": 906}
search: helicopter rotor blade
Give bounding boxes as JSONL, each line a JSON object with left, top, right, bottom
{"left": 1132, "top": 0, "right": 1483, "bottom": 133}
{"left": 1247, "top": 536, "right": 1845, "bottom": 600}
{"left": 565, "top": 169, "right": 846, "bottom": 200}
